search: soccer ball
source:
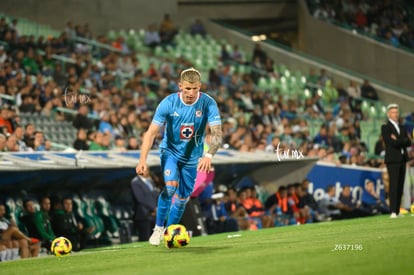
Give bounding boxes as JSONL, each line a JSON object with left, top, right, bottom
{"left": 164, "top": 224, "right": 190, "bottom": 248}
{"left": 51, "top": 237, "right": 72, "bottom": 256}
{"left": 411, "top": 204, "right": 414, "bottom": 214}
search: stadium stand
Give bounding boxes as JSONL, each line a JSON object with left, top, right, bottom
{"left": 0, "top": 5, "right": 413, "bottom": 259}
{"left": 306, "top": 0, "right": 414, "bottom": 53}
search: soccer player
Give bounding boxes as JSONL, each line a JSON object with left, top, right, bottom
{"left": 136, "top": 68, "right": 222, "bottom": 246}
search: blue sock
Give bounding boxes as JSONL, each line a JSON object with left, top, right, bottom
{"left": 167, "top": 197, "right": 188, "bottom": 226}
{"left": 155, "top": 185, "right": 176, "bottom": 227}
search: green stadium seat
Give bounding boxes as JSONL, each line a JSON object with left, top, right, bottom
{"left": 95, "top": 196, "right": 120, "bottom": 237}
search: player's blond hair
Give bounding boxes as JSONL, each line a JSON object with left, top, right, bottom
{"left": 180, "top": 68, "right": 201, "bottom": 83}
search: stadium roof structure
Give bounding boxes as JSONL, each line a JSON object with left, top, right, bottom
{"left": 0, "top": 150, "right": 318, "bottom": 194}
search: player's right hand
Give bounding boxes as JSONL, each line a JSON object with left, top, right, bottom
{"left": 136, "top": 162, "right": 148, "bottom": 175}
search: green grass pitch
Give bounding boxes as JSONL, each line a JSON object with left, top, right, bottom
{"left": 1, "top": 215, "right": 413, "bottom": 275}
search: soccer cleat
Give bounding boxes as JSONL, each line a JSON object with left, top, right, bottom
{"left": 390, "top": 213, "right": 397, "bottom": 218}
{"left": 149, "top": 226, "right": 165, "bottom": 246}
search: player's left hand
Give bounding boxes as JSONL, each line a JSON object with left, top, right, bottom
{"left": 197, "top": 156, "right": 212, "bottom": 172}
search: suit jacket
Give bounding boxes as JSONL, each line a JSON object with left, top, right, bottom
{"left": 381, "top": 120, "right": 411, "bottom": 164}
{"left": 130, "top": 176, "right": 159, "bottom": 221}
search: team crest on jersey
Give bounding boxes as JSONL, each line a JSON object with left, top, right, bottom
{"left": 164, "top": 169, "right": 171, "bottom": 176}
{"left": 180, "top": 124, "right": 194, "bottom": 140}
{"left": 195, "top": 110, "right": 202, "bottom": 117}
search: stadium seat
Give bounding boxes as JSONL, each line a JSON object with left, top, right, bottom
{"left": 72, "top": 195, "right": 103, "bottom": 238}
{"left": 95, "top": 196, "right": 120, "bottom": 238}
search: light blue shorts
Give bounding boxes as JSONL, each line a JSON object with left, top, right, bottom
{"left": 160, "top": 152, "right": 197, "bottom": 198}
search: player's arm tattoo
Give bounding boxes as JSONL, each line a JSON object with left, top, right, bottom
{"left": 208, "top": 125, "right": 223, "bottom": 156}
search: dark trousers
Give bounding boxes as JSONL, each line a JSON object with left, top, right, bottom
{"left": 386, "top": 163, "right": 406, "bottom": 214}
{"left": 134, "top": 219, "right": 154, "bottom": 242}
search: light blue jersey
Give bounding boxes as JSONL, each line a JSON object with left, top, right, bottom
{"left": 152, "top": 91, "right": 221, "bottom": 166}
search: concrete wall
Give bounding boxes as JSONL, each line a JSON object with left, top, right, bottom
{"left": 0, "top": 0, "right": 296, "bottom": 35}
{"left": 0, "top": 0, "right": 177, "bottom": 35}
{"left": 177, "top": 0, "right": 297, "bottom": 22}
{"left": 297, "top": 0, "right": 414, "bottom": 92}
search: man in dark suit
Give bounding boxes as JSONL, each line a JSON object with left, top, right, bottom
{"left": 130, "top": 170, "right": 160, "bottom": 241}
{"left": 381, "top": 104, "right": 412, "bottom": 218}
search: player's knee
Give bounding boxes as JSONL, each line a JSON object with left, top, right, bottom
{"left": 166, "top": 181, "right": 178, "bottom": 188}
{"left": 174, "top": 196, "right": 189, "bottom": 208}
{"left": 162, "top": 185, "right": 177, "bottom": 198}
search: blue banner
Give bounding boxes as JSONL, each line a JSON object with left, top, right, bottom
{"left": 306, "top": 162, "right": 385, "bottom": 202}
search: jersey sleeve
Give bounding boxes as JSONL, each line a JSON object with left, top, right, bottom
{"left": 152, "top": 97, "right": 169, "bottom": 126}
{"left": 207, "top": 98, "right": 221, "bottom": 126}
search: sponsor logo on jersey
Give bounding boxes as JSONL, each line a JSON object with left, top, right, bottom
{"left": 180, "top": 124, "right": 194, "bottom": 139}
{"left": 170, "top": 111, "right": 180, "bottom": 117}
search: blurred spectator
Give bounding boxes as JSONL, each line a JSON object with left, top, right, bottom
{"left": 204, "top": 192, "right": 239, "bottom": 234}
{"left": 0, "top": 133, "right": 6, "bottom": 152}
{"left": 361, "top": 180, "right": 390, "bottom": 215}
{"left": 313, "top": 124, "right": 329, "bottom": 146}
{"left": 313, "top": 4, "right": 336, "bottom": 20}
{"left": 300, "top": 179, "right": 323, "bottom": 222}
{"left": 374, "top": 134, "right": 385, "bottom": 157}
{"left": 240, "top": 187, "right": 273, "bottom": 229}
{"left": 144, "top": 24, "right": 161, "bottom": 50}
{"left": 5, "top": 134, "right": 18, "bottom": 152}
{"left": 64, "top": 21, "right": 76, "bottom": 40}
{"left": 265, "top": 185, "right": 295, "bottom": 226}
{"left": 318, "top": 68, "right": 331, "bottom": 87}
{"left": 318, "top": 185, "right": 349, "bottom": 220}
{"left": 0, "top": 202, "right": 39, "bottom": 259}
{"left": 19, "top": 95, "right": 37, "bottom": 113}
{"left": 73, "top": 128, "right": 89, "bottom": 150}
{"left": 23, "top": 123, "right": 35, "bottom": 147}
{"left": 159, "top": 13, "right": 178, "bottom": 46}
{"left": 98, "top": 111, "right": 113, "bottom": 136}
{"left": 20, "top": 197, "right": 55, "bottom": 252}
{"left": 126, "top": 136, "right": 139, "bottom": 150}
{"left": 0, "top": 46, "right": 7, "bottom": 66}
{"left": 0, "top": 106, "right": 13, "bottom": 134}
{"left": 112, "top": 135, "right": 127, "bottom": 152}
{"left": 112, "top": 36, "right": 130, "bottom": 55}
{"left": 360, "top": 79, "right": 378, "bottom": 101}
{"left": 338, "top": 185, "right": 372, "bottom": 218}
{"left": 88, "top": 131, "right": 106, "bottom": 151}
{"left": 219, "top": 44, "right": 231, "bottom": 63}
{"left": 228, "top": 125, "right": 253, "bottom": 151}
{"left": 51, "top": 197, "right": 92, "bottom": 251}
{"left": 223, "top": 188, "right": 249, "bottom": 230}
{"left": 22, "top": 48, "right": 39, "bottom": 75}
{"left": 230, "top": 45, "right": 244, "bottom": 64}
{"left": 32, "top": 131, "right": 47, "bottom": 151}
{"left": 190, "top": 18, "right": 206, "bottom": 37}
{"left": 52, "top": 63, "right": 67, "bottom": 88}
{"left": 293, "top": 183, "right": 313, "bottom": 224}
{"left": 73, "top": 105, "right": 93, "bottom": 130}
{"left": 251, "top": 43, "right": 267, "bottom": 65}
